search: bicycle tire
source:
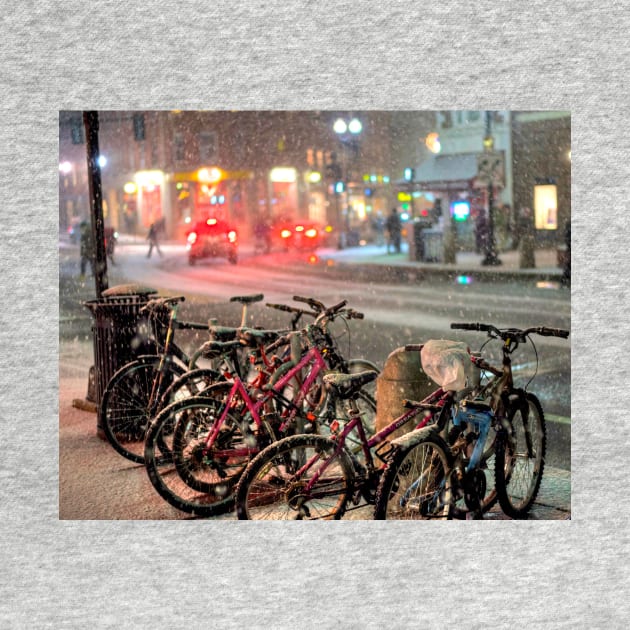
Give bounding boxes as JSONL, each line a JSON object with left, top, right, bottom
{"left": 100, "top": 356, "right": 185, "bottom": 464}
{"left": 494, "top": 391, "right": 546, "bottom": 519}
{"left": 144, "top": 384, "right": 257, "bottom": 517}
{"left": 374, "top": 432, "right": 454, "bottom": 520}
{"left": 235, "top": 434, "right": 354, "bottom": 520}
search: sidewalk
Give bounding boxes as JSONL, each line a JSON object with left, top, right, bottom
{"left": 305, "top": 242, "right": 566, "bottom": 284}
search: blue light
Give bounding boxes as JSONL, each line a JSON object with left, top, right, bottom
{"left": 456, "top": 275, "right": 473, "bottom": 285}
{"left": 451, "top": 200, "right": 470, "bottom": 222}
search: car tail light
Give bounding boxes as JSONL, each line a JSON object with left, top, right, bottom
{"left": 305, "top": 228, "right": 318, "bottom": 238}
{"left": 187, "top": 231, "right": 198, "bottom": 244}
{"left": 280, "top": 229, "right": 292, "bottom": 239}
{"left": 228, "top": 230, "right": 237, "bottom": 243}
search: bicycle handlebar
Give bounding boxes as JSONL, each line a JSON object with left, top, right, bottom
{"left": 266, "top": 302, "right": 316, "bottom": 318}
{"left": 450, "top": 322, "right": 569, "bottom": 340}
{"left": 293, "top": 295, "right": 326, "bottom": 312}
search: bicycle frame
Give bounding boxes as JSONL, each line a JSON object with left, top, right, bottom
{"left": 201, "top": 344, "right": 330, "bottom": 459}
{"left": 292, "top": 387, "right": 450, "bottom": 496}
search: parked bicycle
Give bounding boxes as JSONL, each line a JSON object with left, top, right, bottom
{"left": 374, "top": 323, "right": 569, "bottom": 520}
{"left": 233, "top": 365, "right": 448, "bottom": 520}
{"left": 99, "top": 293, "right": 271, "bottom": 463}
{"left": 144, "top": 299, "right": 379, "bottom": 517}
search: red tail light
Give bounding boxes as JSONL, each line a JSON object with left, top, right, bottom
{"left": 305, "top": 228, "right": 318, "bottom": 238}
{"left": 280, "top": 229, "right": 292, "bottom": 239}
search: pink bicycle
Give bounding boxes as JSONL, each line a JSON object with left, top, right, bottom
{"left": 144, "top": 300, "right": 378, "bottom": 517}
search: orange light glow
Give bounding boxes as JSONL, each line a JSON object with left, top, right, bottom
{"left": 206, "top": 218, "right": 218, "bottom": 225}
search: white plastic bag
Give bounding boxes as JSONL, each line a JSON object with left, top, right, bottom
{"left": 420, "top": 339, "right": 472, "bottom": 391}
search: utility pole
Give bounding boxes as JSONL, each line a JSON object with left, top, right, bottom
{"left": 481, "top": 110, "right": 502, "bottom": 266}
{"left": 83, "top": 111, "right": 109, "bottom": 296}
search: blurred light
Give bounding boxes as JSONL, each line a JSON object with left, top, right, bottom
{"left": 403, "top": 167, "right": 414, "bottom": 182}
{"left": 348, "top": 118, "right": 362, "bottom": 134}
{"left": 324, "top": 225, "right": 333, "bottom": 233}
{"left": 97, "top": 155, "right": 107, "bottom": 168}
{"left": 228, "top": 230, "right": 237, "bottom": 243}
{"left": 425, "top": 132, "right": 441, "bottom": 153}
{"left": 398, "top": 192, "right": 411, "bottom": 202}
{"left": 218, "top": 195, "right": 225, "bottom": 204}
{"left": 400, "top": 212, "right": 409, "bottom": 221}
{"left": 370, "top": 174, "right": 377, "bottom": 182}
{"left": 270, "top": 167, "right": 296, "bottom": 183}
{"left": 359, "top": 239, "right": 367, "bottom": 246}
{"left": 308, "top": 171, "right": 322, "bottom": 183}
{"left": 184, "top": 217, "right": 191, "bottom": 224}
{"left": 305, "top": 228, "right": 318, "bottom": 238}
{"left": 207, "top": 218, "right": 217, "bottom": 225}
{"left": 280, "top": 229, "right": 292, "bottom": 239}
{"left": 135, "top": 170, "right": 164, "bottom": 187}
{"left": 334, "top": 181, "right": 344, "bottom": 193}
{"left": 536, "top": 281, "right": 560, "bottom": 290}
{"left": 187, "top": 232, "right": 198, "bottom": 244}
{"left": 176, "top": 182, "right": 183, "bottom": 190}
{"left": 198, "top": 167, "right": 222, "bottom": 183}
{"left": 211, "top": 195, "right": 217, "bottom": 204}
{"left": 295, "top": 225, "right": 304, "bottom": 232}
{"left": 383, "top": 176, "right": 390, "bottom": 183}
{"left": 451, "top": 200, "right": 471, "bottom": 222}
{"left": 326, "top": 259, "right": 335, "bottom": 267}
{"left": 456, "top": 275, "right": 473, "bottom": 285}
{"left": 333, "top": 119, "right": 347, "bottom": 134}
{"left": 363, "top": 174, "right": 370, "bottom": 182}
{"left": 123, "top": 182, "right": 137, "bottom": 194}
{"left": 567, "top": 150, "right": 571, "bottom": 161}
{"left": 59, "top": 161, "right": 72, "bottom": 174}
{"left": 308, "top": 254, "right": 319, "bottom": 264}
{"left": 483, "top": 136, "right": 494, "bottom": 150}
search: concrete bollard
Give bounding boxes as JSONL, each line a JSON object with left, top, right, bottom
{"left": 375, "top": 346, "right": 435, "bottom": 441}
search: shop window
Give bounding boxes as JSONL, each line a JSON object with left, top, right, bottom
{"left": 534, "top": 184, "right": 558, "bottom": 230}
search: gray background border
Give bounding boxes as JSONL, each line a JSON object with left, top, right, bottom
{"left": 2, "top": 1, "right": 627, "bottom": 627}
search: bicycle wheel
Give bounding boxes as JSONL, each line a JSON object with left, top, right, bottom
{"left": 328, "top": 391, "right": 377, "bottom": 458}
{"left": 144, "top": 385, "right": 256, "bottom": 517}
{"left": 495, "top": 392, "right": 546, "bottom": 519}
{"left": 374, "top": 433, "right": 453, "bottom": 520}
{"left": 100, "top": 356, "right": 185, "bottom": 464}
{"left": 236, "top": 434, "right": 354, "bottom": 520}
{"left": 159, "top": 368, "right": 223, "bottom": 407}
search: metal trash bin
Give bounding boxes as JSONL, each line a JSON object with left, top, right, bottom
{"left": 83, "top": 284, "right": 158, "bottom": 409}
{"left": 421, "top": 228, "right": 444, "bottom": 262}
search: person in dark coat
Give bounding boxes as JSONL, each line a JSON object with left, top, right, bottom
{"left": 385, "top": 208, "right": 402, "bottom": 253}
{"left": 79, "top": 220, "right": 94, "bottom": 277}
{"left": 561, "top": 219, "right": 571, "bottom": 286}
{"left": 146, "top": 221, "right": 163, "bottom": 258}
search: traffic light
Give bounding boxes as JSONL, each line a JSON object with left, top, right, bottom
{"left": 334, "top": 181, "right": 345, "bottom": 194}
{"left": 403, "top": 167, "right": 415, "bottom": 182}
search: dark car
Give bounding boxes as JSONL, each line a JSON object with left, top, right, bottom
{"left": 186, "top": 218, "right": 238, "bottom": 265}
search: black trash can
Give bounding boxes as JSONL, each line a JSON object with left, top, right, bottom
{"left": 83, "top": 284, "right": 158, "bottom": 409}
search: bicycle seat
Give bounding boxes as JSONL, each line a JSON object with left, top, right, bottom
{"left": 230, "top": 294, "right": 264, "bottom": 304}
{"left": 198, "top": 339, "right": 242, "bottom": 359}
{"left": 209, "top": 325, "right": 240, "bottom": 342}
{"left": 323, "top": 371, "right": 378, "bottom": 400}
{"left": 238, "top": 328, "right": 286, "bottom": 347}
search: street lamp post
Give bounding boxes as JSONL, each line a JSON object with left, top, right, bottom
{"left": 333, "top": 116, "right": 362, "bottom": 249}
{"left": 481, "top": 111, "right": 502, "bottom": 266}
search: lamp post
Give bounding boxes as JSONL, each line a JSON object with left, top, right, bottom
{"left": 333, "top": 116, "right": 362, "bottom": 249}
{"left": 481, "top": 110, "right": 502, "bottom": 266}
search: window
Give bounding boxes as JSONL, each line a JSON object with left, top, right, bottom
{"left": 534, "top": 184, "right": 558, "bottom": 230}
{"left": 174, "top": 132, "right": 185, "bottom": 163}
{"left": 199, "top": 132, "right": 217, "bottom": 162}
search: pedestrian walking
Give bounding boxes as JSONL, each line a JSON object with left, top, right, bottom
{"left": 79, "top": 220, "right": 94, "bottom": 278}
{"left": 385, "top": 208, "right": 402, "bottom": 254}
{"left": 146, "top": 221, "right": 163, "bottom": 258}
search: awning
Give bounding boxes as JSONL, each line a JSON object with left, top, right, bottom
{"left": 407, "top": 153, "right": 479, "bottom": 190}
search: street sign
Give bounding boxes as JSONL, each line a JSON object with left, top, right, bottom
{"left": 476, "top": 151, "right": 505, "bottom": 186}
